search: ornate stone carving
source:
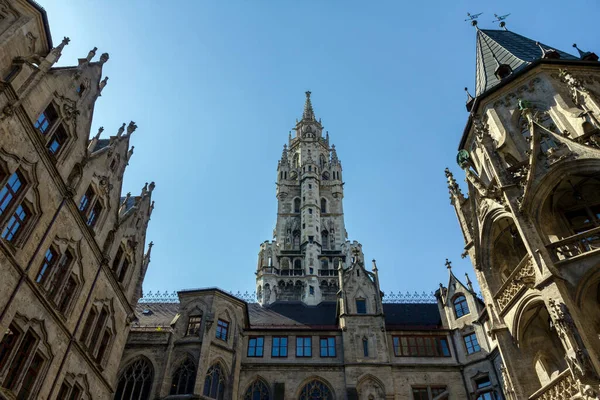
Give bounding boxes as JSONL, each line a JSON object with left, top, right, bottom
{"left": 495, "top": 256, "right": 535, "bottom": 312}
{"left": 529, "top": 371, "right": 578, "bottom": 400}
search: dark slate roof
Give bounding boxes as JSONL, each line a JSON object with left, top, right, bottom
{"left": 383, "top": 303, "right": 442, "bottom": 329}
{"left": 249, "top": 301, "right": 338, "bottom": 329}
{"left": 92, "top": 138, "right": 110, "bottom": 152}
{"left": 475, "top": 29, "right": 577, "bottom": 96}
{"left": 133, "top": 302, "right": 179, "bottom": 328}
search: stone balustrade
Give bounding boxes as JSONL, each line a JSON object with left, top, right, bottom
{"left": 528, "top": 370, "right": 578, "bottom": 400}
{"left": 494, "top": 255, "right": 535, "bottom": 314}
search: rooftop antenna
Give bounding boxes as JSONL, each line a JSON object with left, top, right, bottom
{"left": 465, "top": 12, "right": 483, "bottom": 27}
{"left": 493, "top": 13, "right": 511, "bottom": 30}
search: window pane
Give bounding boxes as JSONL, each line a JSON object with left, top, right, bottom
{"left": 17, "top": 351, "right": 44, "bottom": 399}
{"left": 0, "top": 324, "right": 20, "bottom": 371}
{"left": 2, "top": 204, "right": 29, "bottom": 242}
{"left": 356, "top": 299, "right": 366, "bottom": 314}
{"left": 4, "top": 330, "right": 36, "bottom": 389}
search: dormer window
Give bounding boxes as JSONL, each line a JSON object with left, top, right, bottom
{"left": 356, "top": 299, "right": 366, "bottom": 314}
{"left": 453, "top": 295, "right": 470, "bottom": 318}
{"left": 34, "top": 103, "right": 58, "bottom": 134}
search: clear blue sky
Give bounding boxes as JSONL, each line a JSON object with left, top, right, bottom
{"left": 42, "top": 0, "right": 600, "bottom": 297}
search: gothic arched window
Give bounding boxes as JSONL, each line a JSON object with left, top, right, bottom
{"left": 453, "top": 295, "right": 470, "bottom": 318}
{"left": 203, "top": 363, "right": 225, "bottom": 399}
{"left": 244, "top": 378, "right": 270, "bottom": 400}
{"left": 298, "top": 379, "right": 333, "bottom": 400}
{"left": 114, "top": 358, "right": 154, "bottom": 400}
{"left": 170, "top": 358, "right": 196, "bottom": 395}
{"left": 294, "top": 198, "right": 301, "bottom": 213}
{"left": 321, "top": 230, "right": 329, "bottom": 250}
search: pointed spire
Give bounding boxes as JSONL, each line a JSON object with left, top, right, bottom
{"left": 302, "top": 91, "right": 315, "bottom": 121}
{"left": 331, "top": 145, "right": 338, "bottom": 163}
{"left": 464, "top": 87, "right": 474, "bottom": 112}
{"left": 573, "top": 43, "right": 599, "bottom": 61}
{"left": 465, "top": 273, "right": 474, "bottom": 292}
{"left": 536, "top": 41, "right": 560, "bottom": 59}
{"left": 145, "top": 241, "right": 154, "bottom": 262}
{"left": 127, "top": 146, "right": 134, "bottom": 161}
{"left": 445, "top": 168, "right": 465, "bottom": 202}
{"left": 280, "top": 144, "right": 288, "bottom": 165}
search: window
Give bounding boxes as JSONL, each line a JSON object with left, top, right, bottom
{"left": 296, "top": 336, "right": 312, "bottom": 357}
{"left": 475, "top": 376, "right": 494, "bottom": 400}
{"left": 80, "top": 308, "right": 97, "bottom": 345}
{"left": 248, "top": 336, "right": 264, "bottom": 357}
{"left": 78, "top": 186, "right": 94, "bottom": 213}
{"left": 88, "top": 307, "right": 108, "bottom": 353}
{"left": 16, "top": 351, "right": 44, "bottom": 399}
{"left": 464, "top": 333, "right": 481, "bottom": 354}
{"left": 244, "top": 378, "right": 270, "bottom": 400}
{"left": 34, "top": 103, "right": 58, "bottom": 134}
{"left": 87, "top": 201, "right": 103, "bottom": 227}
{"left": 58, "top": 382, "right": 85, "bottom": 400}
{"left": 321, "top": 198, "right": 327, "bottom": 213}
{"left": 57, "top": 276, "right": 77, "bottom": 314}
{"left": 453, "top": 295, "right": 470, "bottom": 318}
{"left": 0, "top": 171, "right": 23, "bottom": 216}
{"left": 76, "top": 83, "right": 86, "bottom": 95}
{"left": 186, "top": 316, "right": 202, "bottom": 336}
{"left": 362, "top": 338, "right": 369, "bottom": 357}
{"left": 393, "top": 336, "right": 451, "bottom": 357}
{"left": 412, "top": 386, "right": 447, "bottom": 400}
{"left": 47, "top": 125, "right": 68, "bottom": 155}
{"left": 95, "top": 330, "right": 111, "bottom": 363}
{"left": 203, "top": 363, "right": 225, "bottom": 399}
{"left": 308, "top": 183, "right": 312, "bottom": 189}
{"left": 272, "top": 336, "right": 287, "bottom": 357}
{"left": 36, "top": 247, "right": 58, "bottom": 284}
{"left": 114, "top": 358, "right": 154, "bottom": 400}
{"left": 294, "top": 198, "right": 300, "bottom": 213}
{"left": 299, "top": 379, "right": 333, "bottom": 400}
{"left": 356, "top": 299, "right": 367, "bottom": 314}
{"left": 309, "top": 286, "right": 314, "bottom": 295}
{"left": 216, "top": 319, "right": 229, "bottom": 341}
{"left": 47, "top": 249, "right": 74, "bottom": 302}
{"left": 319, "top": 337, "right": 335, "bottom": 357}
{"left": 112, "top": 245, "right": 131, "bottom": 284}
{"left": 79, "top": 185, "right": 103, "bottom": 228}
{"left": 0, "top": 324, "right": 20, "bottom": 372}
{"left": 117, "top": 257, "right": 129, "bottom": 283}
{"left": 309, "top": 208, "right": 313, "bottom": 214}
{"left": 171, "top": 357, "right": 196, "bottom": 395}
{"left": 2, "top": 203, "right": 29, "bottom": 242}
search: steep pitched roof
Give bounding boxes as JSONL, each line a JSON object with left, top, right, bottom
{"left": 249, "top": 301, "right": 338, "bottom": 329}
{"left": 383, "top": 304, "right": 442, "bottom": 329}
{"left": 475, "top": 29, "right": 577, "bottom": 96}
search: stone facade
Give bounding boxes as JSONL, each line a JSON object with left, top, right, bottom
{"left": 447, "top": 25, "right": 600, "bottom": 400}
{"left": 0, "top": 1, "right": 154, "bottom": 399}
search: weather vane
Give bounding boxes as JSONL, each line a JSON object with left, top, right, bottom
{"left": 493, "top": 13, "right": 511, "bottom": 29}
{"left": 465, "top": 12, "right": 483, "bottom": 23}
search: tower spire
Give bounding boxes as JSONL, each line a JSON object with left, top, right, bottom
{"left": 302, "top": 91, "right": 315, "bottom": 121}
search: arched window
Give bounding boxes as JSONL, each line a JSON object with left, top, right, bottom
{"left": 299, "top": 379, "right": 333, "bottom": 400}
{"left": 203, "top": 363, "right": 225, "bottom": 399}
{"left": 321, "top": 230, "right": 329, "bottom": 249}
{"left": 114, "top": 358, "right": 154, "bottom": 400}
{"left": 244, "top": 378, "right": 270, "bottom": 400}
{"left": 320, "top": 198, "right": 327, "bottom": 213}
{"left": 453, "top": 295, "right": 470, "bottom": 318}
{"left": 294, "top": 198, "right": 301, "bottom": 213}
{"left": 293, "top": 231, "right": 300, "bottom": 249}
{"left": 170, "top": 358, "right": 196, "bottom": 395}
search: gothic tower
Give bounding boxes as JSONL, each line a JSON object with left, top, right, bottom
{"left": 448, "top": 22, "right": 600, "bottom": 399}
{"left": 256, "top": 92, "right": 364, "bottom": 306}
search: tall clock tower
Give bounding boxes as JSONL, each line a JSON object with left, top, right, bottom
{"left": 256, "top": 92, "right": 364, "bottom": 306}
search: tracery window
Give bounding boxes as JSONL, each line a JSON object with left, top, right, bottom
{"left": 34, "top": 103, "right": 71, "bottom": 157}
{"left": 170, "top": 357, "right": 196, "bottom": 395}
{"left": 298, "top": 379, "right": 333, "bottom": 400}
{"left": 244, "top": 378, "right": 270, "bottom": 400}
{"left": 114, "top": 358, "right": 154, "bottom": 400}
{"left": 203, "top": 363, "right": 225, "bottom": 399}
{"left": 453, "top": 295, "right": 470, "bottom": 318}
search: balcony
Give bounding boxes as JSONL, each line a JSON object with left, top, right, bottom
{"left": 546, "top": 226, "right": 600, "bottom": 261}
{"left": 280, "top": 269, "right": 304, "bottom": 276}
{"left": 258, "top": 266, "right": 279, "bottom": 275}
{"left": 494, "top": 255, "right": 535, "bottom": 314}
{"left": 318, "top": 269, "right": 337, "bottom": 276}
{"left": 528, "top": 370, "right": 578, "bottom": 400}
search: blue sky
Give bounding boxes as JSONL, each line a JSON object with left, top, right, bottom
{"left": 42, "top": 0, "right": 600, "bottom": 297}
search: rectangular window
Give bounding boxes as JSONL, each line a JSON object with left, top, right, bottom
{"left": 247, "top": 336, "right": 264, "bottom": 357}
{"left": 80, "top": 309, "right": 97, "bottom": 345}
{"left": 95, "top": 330, "right": 111, "bottom": 363}
{"left": 412, "top": 387, "right": 429, "bottom": 400}
{"left": 36, "top": 247, "right": 59, "bottom": 285}
{"left": 216, "top": 319, "right": 229, "bottom": 341}
{"left": 112, "top": 246, "right": 124, "bottom": 272}
{"left": 296, "top": 336, "right": 311, "bottom": 357}
{"left": 356, "top": 299, "right": 366, "bottom": 314}
{"left": 87, "top": 201, "right": 103, "bottom": 227}
{"left": 57, "top": 276, "right": 77, "bottom": 314}
{"left": 363, "top": 339, "right": 369, "bottom": 357}
{"left": 0, "top": 171, "right": 23, "bottom": 216}
{"left": 34, "top": 103, "right": 58, "bottom": 134}
{"left": 319, "top": 337, "right": 335, "bottom": 357}
{"left": 2, "top": 203, "right": 29, "bottom": 242}
{"left": 464, "top": 333, "right": 481, "bottom": 354}
{"left": 186, "top": 316, "right": 202, "bottom": 336}
{"left": 0, "top": 324, "right": 21, "bottom": 372}
{"left": 272, "top": 336, "right": 288, "bottom": 357}
{"left": 117, "top": 258, "right": 130, "bottom": 283}
{"left": 16, "top": 351, "right": 44, "bottom": 399}
{"left": 69, "top": 384, "right": 83, "bottom": 400}
{"left": 57, "top": 383, "right": 72, "bottom": 399}
{"left": 89, "top": 307, "right": 108, "bottom": 351}
{"left": 431, "top": 387, "right": 447, "bottom": 397}
{"left": 47, "top": 125, "right": 68, "bottom": 155}
{"left": 4, "top": 330, "right": 36, "bottom": 389}
{"left": 392, "top": 336, "right": 451, "bottom": 357}
{"left": 79, "top": 186, "right": 95, "bottom": 214}
{"left": 48, "top": 250, "right": 74, "bottom": 301}
{"left": 411, "top": 386, "right": 447, "bottom": 400}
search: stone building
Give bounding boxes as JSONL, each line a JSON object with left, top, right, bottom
{"left": 447, "top": 20, "right": 600, "bottom": 400}
{"left": 117, "top": 92, "right": 505, "bottom": 400}
{"left": 0, "top": 1, "right": 155, "bottom": 399}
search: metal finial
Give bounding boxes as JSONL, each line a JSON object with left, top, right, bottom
{"left": 445, "top": 258, "right": 452, "bottom": 270}
{"left": 464, "top": 87, "right": 474, "bottom": 102}
{"left": 573, "top": 43, "right": 599, "bottom": 61}
{"left": 465, "top": 12, "right": 483, "bottom": 24}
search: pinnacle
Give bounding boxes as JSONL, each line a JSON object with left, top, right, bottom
{"left": 302, "top": 91, "right": 315, "bottom": 121}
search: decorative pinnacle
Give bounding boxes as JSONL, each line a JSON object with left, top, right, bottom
{"left": 573, "top": 43, "right": 599, "bottom": 61}
{"left": 464, "top": 87, "right": 474, "bottom": 103}
{"left": 536, "top": 42, "right": 560, "bottom": 59}
{"left": 445, "top": 258, "right": 452, "bottom": 270}
{"left": 302, "top": 91, "right": 315, "bottom": 121}
{"left": 465, "top": 273, "right": 474, "bottom": 292}
{"left": 372, "top": 259, "right": 378, "bottom": 272}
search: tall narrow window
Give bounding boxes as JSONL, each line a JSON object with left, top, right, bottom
{"left": 0, "top": 324, "right": 20, "bottom": 371}
{"left": 203, "top": 363, "right": 225, "bottom": 399}
{"left": 2, "top": 203, "right": 30, "bottom": 242}
{"left": 117, "top": 258, "right": 129, "bottom": 283}
{"left": 319, "top": 337, "right": 335, "bottom": 357}
{"left": 454, "top": 295, "right": 470, "bottom": 318}
{"left": 294, "top": 198, "right": 301, "bottom": 213}
{"left": 80, "top": 308, "right": 97, "bottom": 346}
{"left": 112, "top": 247, "right": 124, "bottom": 272}
{"left": 87, "top": 201, "right": 103, "bottom": 227}
{"left": 171, "top": 358, "right": 196, "bottom": 395}
{"left": 57, "top": 383, "right": 71, "bottom": 399}
{"left": 78, "top": 186, "right": 95, "bottom": 214}
{"left": 4, "top": 330, "right": 36, "bottom": 389}
{"left": 57, "top": 276, "right": 77, "bottom": 314}
{"left": 95, "top": 330, "right": 111, "bottom": 363}
{"left": 356, "top": 299, "right": 367, "bottom": 314}
{"left": 48, "top": 250, "right": 74, "bottom": 301}
{"left": 16, "top": 351, "right": 44, "bottom": 399}
{"left": 89, "top": 307, "right": 108, "bottom": 351}
{"left": 34, "top": 103, "right": 58, "bottom": 134}
{"left": 186, "top": 316, "right": 202, "bottom": 336}
{"left": 79, "top": 185, "right": 103, "bottom": 228}
{"left": 362, "top": 338, "right": 369, "bottom": 357}
{"left": 216, "top": 319, "right": 229, "bottom": 341}
{"left": 36, "top": 247, "right": 58, "bottom": 284}
{"left": 47, "top": 125, "right": 68, "bottom": 155}
{"left": 321, "top": 230, "right": 329, "bottom": 249}
{"left": 67, "top": 384, "right": 83, "bottom": 400}
{"left": 321, "top": 198, "right": 327, "bottom": 213}
{"left": 0, "top": 171, "right": 23, "bottom": 216}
